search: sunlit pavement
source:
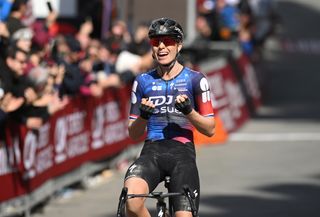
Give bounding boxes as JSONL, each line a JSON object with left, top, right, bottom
{"left": 30, "top": 0, "right": 320, "bottom": 216}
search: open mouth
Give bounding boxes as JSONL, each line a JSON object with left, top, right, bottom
{"left": 157, "top": 52, "right": 169, "bottom": 58}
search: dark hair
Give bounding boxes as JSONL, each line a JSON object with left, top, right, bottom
{"left": 11, "top": 0, "right": 28, "bottom": 13}
{"left": 6, "top": 45, "right": 27, "bottom": 59}
{"left": 148, "top": 18, "right": 184, "bottom": 42}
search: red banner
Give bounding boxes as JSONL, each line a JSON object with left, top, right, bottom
{"left": 236, "top": 54, "right": 262, "bottom": 109}
{"left": 0, "top": 85, "right": 143, "bottom": 202}
{"left": 200, "top": 58, "right": 250, "bottom": 132}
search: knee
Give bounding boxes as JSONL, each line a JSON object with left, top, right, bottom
{"left": 126, "top": 197, "right": 145, "bottom": 214}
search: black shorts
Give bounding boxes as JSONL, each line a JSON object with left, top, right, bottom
{"left": 124, "top": 139, "right": 200, "bottom": 213}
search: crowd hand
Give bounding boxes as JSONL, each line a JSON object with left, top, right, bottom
{"left": 0, "top": 22, "right": 9, "bottom": 38}
{"left": 175, "top": 94, "right": 193, "bottom": 115}
{"left": 89, "top": 83, "right": 103, "bottom": 97}
{"left": 24, "top": 88, "right": 38, "bottom": 104}
{"left": 48, "top": 64, "right": 65, "bottom": 86}
{"left": 0, "top": 93, "right": 24, "bottom": 113}
{"left": 139, "top": 98, "right": 155, "bottom": 120}
{"left": 46, "top": 11, "right": 58, "bottom": 27}
{"left": 32, "top": 92, "right": 52, "bottom": 107}
{"left": 79, "top": 18, "right": 93, "bottom": 35}
{"left": 98, "top": 74, "right": 121, "bottom": 88}
{"left": 26, "top": 117, "right": 43, "bottom": 129}
{"left": 48, "top": 93, "right": 69, "bottom": 114}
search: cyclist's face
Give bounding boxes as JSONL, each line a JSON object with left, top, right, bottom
{"left": 150, "top": 36, "right": 182, "bottom": 65}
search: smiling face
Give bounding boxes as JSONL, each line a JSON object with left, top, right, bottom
{"left": 150, "top": 36, "right": 182, "bottom": 66}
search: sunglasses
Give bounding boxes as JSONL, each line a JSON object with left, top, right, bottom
{"left": 149, "top": 36, "right": 178, "bottom": 47}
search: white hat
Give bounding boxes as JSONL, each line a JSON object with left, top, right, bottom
{"left": 12, "top": 27, "right": 34, "bottom": 41}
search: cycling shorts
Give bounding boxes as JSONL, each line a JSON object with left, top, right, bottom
{"left": 124, "top": 139, "right": 200, "bottom": 213}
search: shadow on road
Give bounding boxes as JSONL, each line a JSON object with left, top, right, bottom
{"left": 199, "top": 174, "right": 320, "bottom": 217}
{"left": 107, "top": 177, "right": 320, "bottom": 217}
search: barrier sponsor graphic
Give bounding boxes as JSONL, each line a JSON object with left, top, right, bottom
{"left": 0, "top": 85, "right": 142, "bottom": 203}
{"left": 236, "top": 54, "right": 262, "bottom": 109}
{"left": 200, "top": 58, "right": 250, "bottom": 133}
{"left": 0, "top": 55, "right": 261, "bottom": 207}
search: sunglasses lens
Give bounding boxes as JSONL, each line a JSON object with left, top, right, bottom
{"left": 149, "top": 38, "right": 159, "bottom": 46}
{"left": 149, "top": 37, "right": 177, "bottom": 47}
{"left": 162, "top": 37, "right": 176, "bottom": 46}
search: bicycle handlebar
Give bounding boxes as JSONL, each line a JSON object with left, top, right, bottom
{"left": 127, "top": 191, "right": 184, "bottom": 199}
{"left": 117, "top": 186, "right": 198, "bottom": 217}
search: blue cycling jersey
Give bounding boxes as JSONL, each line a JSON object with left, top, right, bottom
{"left": 129, "top": 67, "right": 214, "bottom": 143}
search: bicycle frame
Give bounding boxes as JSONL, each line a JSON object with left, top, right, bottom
{"left": 116, "top": 185, "right": 198, "bottom": 217}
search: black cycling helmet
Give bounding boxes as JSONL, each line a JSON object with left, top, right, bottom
{"left": 148, "top": 18, "right": 184, "bottom": 42}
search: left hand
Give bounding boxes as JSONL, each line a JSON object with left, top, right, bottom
{"left": 175, "top": 94, "right": 193, "bottom": 115}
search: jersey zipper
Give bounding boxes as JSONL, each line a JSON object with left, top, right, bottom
{"left": 165, "top": 80, "right": 171, "bottom": 137}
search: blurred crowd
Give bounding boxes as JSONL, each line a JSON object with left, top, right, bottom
{"left": 0, "top": 0, "right": 155, "bottom": 131}
{"left": 196, "top": 0, "right": 277, "bottom": 55}
{"left": 0, "top": 0, "right": 277, "bottom": 131}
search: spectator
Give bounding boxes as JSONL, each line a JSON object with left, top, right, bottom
{"left": 0, "top": 46, "right": 33, "bottom": 96}
{"left": 52, "top": 34, "right": 85, "bottom": 97}
{"left": 27, "top": 66, "right": 69, "bottom": 115}
{"left": 197, "top": 0, "right": 216, "bottom": 17}
{"left": 0, "top": 46, "right": 48, "bottom": 129}
{"left": 5, "top": 0, "right": 28, "bottom": 36}
{"left": 195, "top": 15, "right": 219, "bottom": 42}
{"left": 128, "top": 22, "right": 151, "bottom": 57}
{"left": 0, "top": 92, "right": 24, "bottom": 127}
{"left": 103, "top": 19, "right": 131, "bottom": 55}
{"left": 10, "top": 26, "right": 33, "bottom": 52}
{"left": 93, "top": 40, "right": 121, "bottom": 89}
{"left": 76, "top": 18, "right": 94, "bottom": 52}
{"left": 31, "top": 6, "right": 58, "bottom": 50}
{"left": 215, "top": 0, "right": 240, "bottom": 40}
{"left": 237, "top": 0, "right": 254, "bottom": 55}
{"left": 127, "top": 21, "right": 154, "bottom": 73}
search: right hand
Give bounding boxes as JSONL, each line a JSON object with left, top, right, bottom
{"left": 139, "top": 98, "right": 155, "bottom": 120}
{"left": 0, "top": 93, "right": 24, "bottom": 113}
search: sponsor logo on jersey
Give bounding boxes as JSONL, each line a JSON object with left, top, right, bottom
{"left": 152, "top": 85, "right": 162, "bottom": 91}
{"left": 148, "top": 95, "right": 181, "bottom": 114}
{"left": 200, "top": 78, "right": 211, "bottom": 103}
{"left": 148, "top": 95, "right": 174, "bottom": 106}
{"left": 128, "top": 164, "right": 137, "bottom": 173}
{"left": 131, "top": 81, "right": 138, "bottom": 104}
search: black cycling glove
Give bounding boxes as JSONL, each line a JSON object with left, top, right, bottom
{"left": 175, "top": 97, "right": 193, "bottom": 115}
{"left": 139, "top": 103, "right": 155, "bottom": 120}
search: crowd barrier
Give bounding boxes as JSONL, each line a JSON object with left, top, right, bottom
{"left": 0, "top": 85, "right": 144, "bottom": 216}
{"left": 0, "top": 44, "right": 261, "bottom": 216}
{"left": 193, "top": 48, "right": 261, "bottom": 145}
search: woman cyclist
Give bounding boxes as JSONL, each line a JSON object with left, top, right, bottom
{"left": 123, "top": 17, "right": 215, "bottom": 217}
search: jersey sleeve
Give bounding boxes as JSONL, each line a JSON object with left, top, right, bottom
{"left": 129, "top": 75, "right": 144, "bottom": 120}
{"left": 192, "top": 72, "right": 214, "bottom": 117}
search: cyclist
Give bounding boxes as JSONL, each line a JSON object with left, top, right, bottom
{"left": 123, "top": 17, "right": 215, "bottom": 217}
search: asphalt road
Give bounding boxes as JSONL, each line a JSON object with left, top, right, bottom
{"left": 30, "top": 118, "right": 320, "bottom": 217}
{"left": 30, "top": 0, "right": 320, "bottom": 216}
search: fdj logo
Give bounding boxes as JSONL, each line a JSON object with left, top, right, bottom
{"left": 148, "top": 96, "right": 174, "bottom": 106}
